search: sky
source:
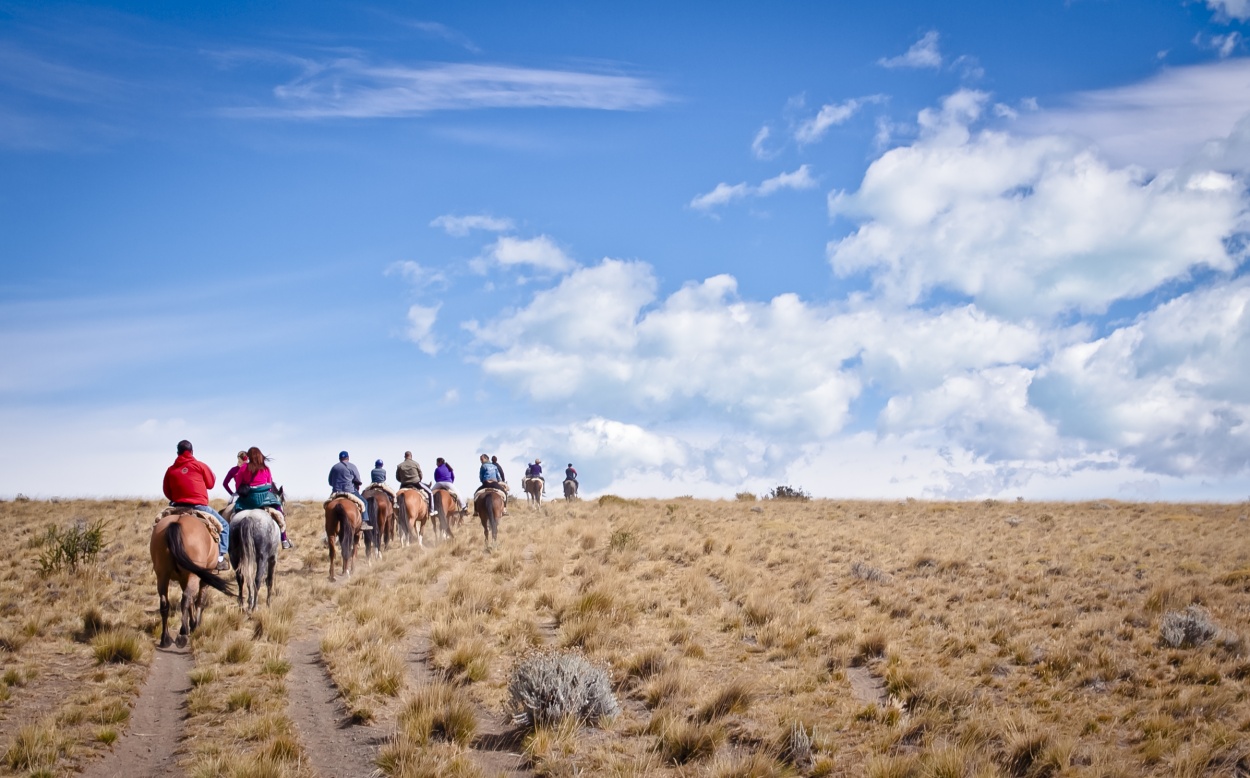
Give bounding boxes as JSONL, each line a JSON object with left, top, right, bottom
{"left": 2, "top": 0, "right": 1249, "bottom": 501}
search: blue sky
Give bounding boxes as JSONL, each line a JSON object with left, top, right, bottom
{"left": 3, "top": 0, "right": 1250, "bottom": 501}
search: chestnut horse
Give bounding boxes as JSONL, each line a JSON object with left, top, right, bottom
{"left": 473, "top": 489, "right": 506, "bottom": 550}
{"left": 397, "top": 488, "right": 432, "bottom": 548}
{"left": 324, "top": 496, "right": 364, "bottom": 582}
{"left": 524, "top": 477, "right": 544, "bottom": 506}
{"left": 362, "top": 487, "right": 394, "bottom": 560}
{"left": 431, "top": 488, "right": 462, "bottom": 541}
{"left": 151, "top": 509, "right": 235, "bottom": 647}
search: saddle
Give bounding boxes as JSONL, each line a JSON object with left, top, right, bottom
{"left": 157, "top": 506, "right": 221, "bottom": 545}
{"left": 363, "top": 482, "right": 397, "bottom": 499}
{"left": 396, "top": 486, "right": 431, "bottom": 515}
{"left": 325, "top": 492, "right": 367, "bottom": 514}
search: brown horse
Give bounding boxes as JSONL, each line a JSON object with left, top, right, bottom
{"left": 563, "top": 479, "right": 578, "bottom": 502}
{"left": 431, "top": 488, "right": 462, "bottom": 541}
{"left": 324, "top": 496, "right": 364, "bottom": 582}
{"left": 362, "top": 487, "right": 395, "bottom": 560}
{"left": 474, "top": 489, "right": 506, "bottom": 550}
{"left": 524, "top": 477, "right": 544, "bottom": 506}
{"left": 150, "top": 509, "right": 235, "bottom": 648}
{"left": 395, "top": 488, "right": 428, "bottom": 548}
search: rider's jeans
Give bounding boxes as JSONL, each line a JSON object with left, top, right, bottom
{"left": 193, "top": 504, "right": 229, "bottom": 557}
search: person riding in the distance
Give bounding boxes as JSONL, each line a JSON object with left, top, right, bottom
{"left": 478, "top": 454, "right": 509, "bottom": 508}
{"left": 363, "top": 458, "right": 398, "bottom": 528}
{"left": 234, "top": 446, "right": 293, "bottom": 549}
{"left": 565, "top": 463, "right": 578, "bottom": 495}
{"left": 491, "top": 455, "right": 507, "bottom": 485}
{"left": 328, "top": 451, "right": 372, "bottom": 529}
{"left": 162, "top": 440, "right": 230, "bottom": 570}
{"left": 526, "top": 458, "right": 545, "bottom": 492}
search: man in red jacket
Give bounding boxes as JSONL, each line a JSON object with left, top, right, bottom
{"left": 163, "top": 440, "right": 230, "bottom": 570}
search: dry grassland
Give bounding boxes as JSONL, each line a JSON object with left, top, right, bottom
{"left": 0, "top": 495, "right": 1247, "bottom": 777}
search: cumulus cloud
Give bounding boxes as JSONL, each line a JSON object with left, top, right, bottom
{"left": 828, "top": 89, "right": 1248, "bottom": 319}
{"left": 475, "top": 235, "right": 576, "bottom": 274}
{"left": 470, "top": 259, "right": 1049, "bottom": 439}
{"left": 878, "top": 31, "right": 942, "bottom": 69}
{"left": 227, "top": 61, "right": 670, "bottom": 119}
{"left": 430, "top": 213, "right": 515, "bottom": 236}
{"left": 1207, "top": 0, "right": 1250, "bottom": 21}
{"left": 794, "top": 96, "right": 883, "bottom": 145}
{"left": 404, "top": 304, "right": 441, "bottom": 354}
{"left": 691, "top": 164, "right": 817, "bottom": 212}
{"left": 1030, "top": 277, "right": 1250, "bottom": 476}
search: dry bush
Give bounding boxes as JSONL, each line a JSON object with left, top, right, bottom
{"left": 507, "top": 650, "right": 619, "bottom": 728}
{"left": 1160, "top": 605, "right": 1221, "bottom": 648}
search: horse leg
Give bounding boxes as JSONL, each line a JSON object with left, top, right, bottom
{"left": 157, "top": 577, "right": 172, "bottom": 648}
{"left": 177, "top": 577, "right": 199, "bottom": 647}
{"left": 265, "top": 553, "right": 276, "bottom": 607}
{"left": 250, "top": 551, "right": 266, "bottom": 612}
{"left": 328, "top": 526, "right": 337, "bottom": 583}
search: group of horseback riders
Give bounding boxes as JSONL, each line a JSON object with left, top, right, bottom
{"left": 164, "top": 441, "right": 584, "bottom": 570}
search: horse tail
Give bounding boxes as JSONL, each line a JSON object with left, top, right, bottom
{"left": 236, "top": 515, "right": 259, "bottom": 603}
{"left": 166, "top": 522, "right": 235, "bottom": 596}
{"left": 334, "top": 501, "right": 355, "bottom": 561}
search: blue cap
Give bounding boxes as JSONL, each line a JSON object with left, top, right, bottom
{"left": 375, "top": 459, "right": 383, "bottom": 467}
{"left": 339, "top": 451, "right": 349, "bottom": 459}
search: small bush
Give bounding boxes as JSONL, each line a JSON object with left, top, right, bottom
{"left": 92, "top": 630, "right": 144, "bottom": 665}
{"left": 507, "top": 650, "right": 619, "bottom": 728}
{"left": 735, "top": 492, "right": 757, "bottom": 502}
{"left": 658, "top": 718, "right": 724, "bottom": 764}
{"left": 1160, "top": 605, "right": 1221, "bottom": 648}
{"left": 697, "top": 679, "right": 754, "bottom": 722}
{"left": 37, "top": 518, "right": 108, "bottom": 576}
{"left": 851, "top": 561, "right": 889, "bottom": 583}
{"left": 767, "top": 485, "right": 811, "bottom": 502}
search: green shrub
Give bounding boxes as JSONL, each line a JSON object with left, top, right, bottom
{"left": 767, "top": 485, "right": 811, "bottom": 502}
{"left": 37, "top": 519, "right": 108, "bottom": 576}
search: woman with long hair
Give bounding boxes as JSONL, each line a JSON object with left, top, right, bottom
{"left": 235, "top": 447, "right": 293, "bottom": 549}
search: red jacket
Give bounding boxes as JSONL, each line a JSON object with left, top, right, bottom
{"left": 163, "top": 453, "right": 216, "bottom": 505}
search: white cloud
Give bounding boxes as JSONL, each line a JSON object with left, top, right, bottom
{"left": 228, "top": 61, "right": 670, "bottom": 119}
{"left": 691, "top": 165, "right": 816, "bottom": 213}
{"left": 828, "top": 89, "right": 1248, "bottom": 319}
{"left": 751, "top": 125, "right": 777, "bottom": 159}
{"left": 1020, "top": 58, "right": 1250, "bottom": 171}
{"left": 430, "top": 213, "right": 515, "bottom": 236}
{"left": 1030, "top": 277, "right": 1250, "bottom": 476}
{"left": 1207, "top": 0, "right": 1250, "bottom": 21}
{"left": 479, "top": 235, "right": 576, "bottom": 273}
{"left": 1207, "top": 31, "right": 1244, "bottom": 58}
{"left": 794, "top": 96, "right": 883, "bottom": 145}
{"left": 386, "top": 260, "right": 448, "bottom": 287}
{"left": 878, "top": 31, "right": 942, "bottom": 70}
{"left": 404, "top": 304, "right": 441, "bottom": 354}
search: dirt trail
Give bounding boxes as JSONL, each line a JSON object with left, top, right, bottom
{"left": 287, "top": 636, "right": 381, "bottom": 778}
{"left": 81, "top": 646, "right": 192, "bottom": 778}
{"left": 846, "top": 665, "right": 889, "bottom": 706}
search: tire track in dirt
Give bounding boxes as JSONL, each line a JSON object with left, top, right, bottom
{"left": 406, "top": 632, "right": 530, "bottom": 778}
{"left": 81, "top": 646, "right": 192, "bottom": 778}
{"left": 287, "top": 636, "right": 381, "bottom": 778}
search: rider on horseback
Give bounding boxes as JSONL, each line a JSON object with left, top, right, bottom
{"left": 363, "top": 458, "right": 398, "bottom": 530}
{"left": 235, "top": 446, "right": 293, "bottom": 549}
{"left": 163, "top": 440, "right": 230, "bottom": 570}
{"left": 396, "top": 452, "right": 434, "bottom": 505}
{"left": 432, "top": 457, "right": 462, "bottom": 511}
{"left": 328, "top": 451, "right": 372, "bottom": 530}
{"left": 476, "top": 453, "right": 509, "bottom": 510}
{"left": 525, "top": 459, "right": 545, "bottom": 493}
{"left": 565, "top": 463, "right": 578, "bottom": 495}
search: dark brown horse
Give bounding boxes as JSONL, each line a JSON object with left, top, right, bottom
{"left": 395, "top": 487, "right": 430, "bottom": 548}
{"left": 324, "top": 496, "right": 364, "bottom": 582}
{"left": 362, "top": 487, "right": 395, "bottom": 560}
{"left": 150, "top": 509, "right": 235, "bottom": 647}
{"left": 474, "top": 489, "right": 506, "bottom": 550}
{"left": 431, "top": 488, "right": 462, "bottom": 541}
{"left": 524, "top": 477, "right": 544, "bottom": 506}
{"left": 563, "top": 479, "right": 578, "bottom": 502}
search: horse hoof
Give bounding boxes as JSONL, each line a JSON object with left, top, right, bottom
{"left": 158, "top": 636, "right": 172, "bottom": 649}
{"left": 175, "top": 635, "right": 188, "bottom": 648}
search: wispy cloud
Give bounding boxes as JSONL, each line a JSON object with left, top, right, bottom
{"left": 1207, "top": 0, "right": 1250, "bottom": 22}
{"left": 750, "top": 125, "right": 777, "bottom": 159}
{"left": 405, "top": 303, "right": 441, "bottom": 354}
{"left": 474, "top": 235, "right": 577, "bottom": 273}
{"left": 404, "top": 21, "right": 482, "bottom": 54}
{"left": 690, "top": 165, "right": 817, "bottom": 213}
{"left": 794, "top": 96, "right": 884, "bottom": 145}
{"left": 386, "top": 260, "right": 448, "bottom": 287}
{"left": 878, "top": 30, "right": 942, "bottom": 70}
{"left": 430, "top": 213, "right": 515, "bottom": 236}
{"left": 228, "top": 60, "right": 670, "bottom": 119}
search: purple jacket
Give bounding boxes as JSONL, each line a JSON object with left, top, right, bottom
{"left": 434, "top": 463, "right": 454, "bottom": 483}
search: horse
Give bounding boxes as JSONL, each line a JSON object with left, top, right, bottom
{"left": 150, "top": 509, "right": 236, "bottom": 647}
{"left": 431, "top": 488, "right": 462, "bottom": 541}
{"left": 362, "top": 487, "right": 395, "bottom": 560}
{"left": 474, "top": 488, "right": 506, "bottom": 550}
{"left": 564, "top": 479, "right": 578, "bottom": 502}
{"left": 324, "top": 495, "right": 364, "bottom": 582}
{"left": 229, "top": 508, "right": 280, "bottom": 613}
{"left": 397, "top": 487, "right": 432, "bottom": 548}
{"left": 524, "top": 477, "right": 544, "bottom": 506}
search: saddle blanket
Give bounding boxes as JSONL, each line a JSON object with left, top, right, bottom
{"left": 325, "top": 492, "right": 367, "bottom": 513}
{"left": 156, "top": 506, "right": 222, "bottom": 545}
{"left": 364, "top": 482, "right": 397, "bottom": 498}
{"left": 230, "top": 506, "right": 287, "bottom": 531}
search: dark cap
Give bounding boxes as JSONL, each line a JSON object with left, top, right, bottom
{"left": 375, "top": 459, "right": 384, "bottom": 467}
{"left": 339, "top": 450, "right": 349, "bottom": 460}
{"left": 177, "top": 440, "right": 193, "bottom": 454}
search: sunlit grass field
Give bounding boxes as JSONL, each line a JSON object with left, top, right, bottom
{"left": 0, "top": 494, "right": 1246, "bottom": 777}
